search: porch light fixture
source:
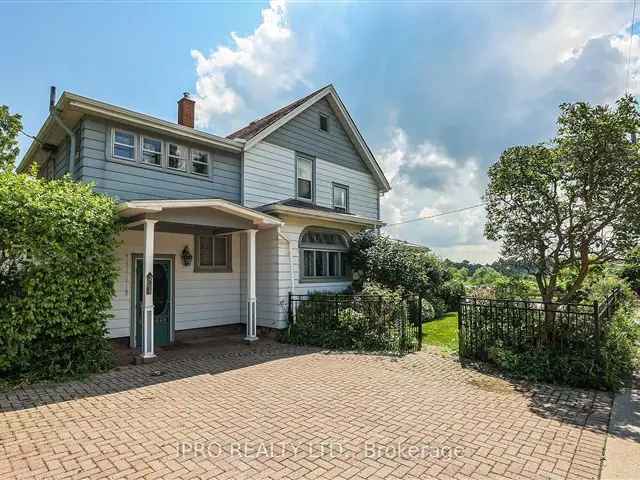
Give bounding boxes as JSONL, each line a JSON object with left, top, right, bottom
{"left": 181, "top": 246, "right": 193, "bottom": 267}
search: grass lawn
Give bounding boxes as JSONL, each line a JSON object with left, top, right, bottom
{"left": 422, "top": 312, "right": 459, "bottom": 351}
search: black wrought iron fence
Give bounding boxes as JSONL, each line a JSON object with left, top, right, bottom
{"left": 287, "top": 294, "right": 423, "bottom": 353}
{"left": 458, "top": 288, "right": 623, "bottom": 362}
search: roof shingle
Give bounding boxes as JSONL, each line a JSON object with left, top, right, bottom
{"left": 226, "top": 85, "right": 330, "bottom": 140}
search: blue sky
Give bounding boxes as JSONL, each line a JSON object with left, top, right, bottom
{"left": 1, "top": 0, "right": 637, "bottom": 262}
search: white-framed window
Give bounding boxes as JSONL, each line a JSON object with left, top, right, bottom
{"left": 299, "top": 228, "right": 350, "bottom": 281}
{"left": 167, "top": 143, "right": 187, "bottom": 171}
{"left": 112, "top": 129, "right": 136, "bottom": 161}
{"left": 141, "top": 136, "right": 163, "bottom": 166}
{"left": 332, "top": 183, "right": 349, "bottom": 213}
{"left": 319, "top": 113, "right": 329, "bottom": 132}
{"left": 296, "top": 153, "right": 314, "bottom": 201}
{"left": 191, "top": 149, "right": 209, "bottom": 176}
{"left": 195, "top": 234, "right": 231, "bottom": 272}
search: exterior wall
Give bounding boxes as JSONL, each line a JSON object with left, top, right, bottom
{"left": 78, "top": 117, "right": 241, "bottom": 203}
{"left": 243, "top": 140, "right": 380, "bottom": 219}
{"left": 264, "top": 98, "right": 369, "bottom": 174}
{"left": 109, "top": 229, "right": 243, "bottom": 339}
{"left": 255, "top": 215, "right": 365, "bottom": 329}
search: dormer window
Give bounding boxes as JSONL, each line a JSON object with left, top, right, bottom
{"left": 319, "top": 113, "right": 329, "bottom": 132}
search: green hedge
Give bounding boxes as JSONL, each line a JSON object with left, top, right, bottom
{"left": 487, "top": 299, "right": 640, "bottom": 391}
{"left": 0, "top": 173, "right": 122, "bottom": 383}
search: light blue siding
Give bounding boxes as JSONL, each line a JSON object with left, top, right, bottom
{"left": 77, "top": 117, "right": 241, "bottom": 202}
{"left": 264, "top": 98, "right": 369, "bottom": 174}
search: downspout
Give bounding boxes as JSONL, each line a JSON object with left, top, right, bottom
{"left": 49, "top": 86, "right": 76, "bottom": 176}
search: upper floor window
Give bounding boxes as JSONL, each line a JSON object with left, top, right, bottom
{"left": 168, "top": 143, "right": 186, "bottom": 171}
{"left": 299, "top": 228, "right": 350, "bottom": 281}
{"left": 332, "top": 183, "right": 348, "bottom": 213}
{"left": 142, "top": 137, "right": 162, "bottom": 166}
{"left": 296, "top": 154, "right": 314, "bottom": 201}
{"left": 319, "top": 113, "right": 329, "bottom": 132}
{"left": 191, "top": 150, "right": 209, "bottom": 176}
{"left": 195, "top": 234, "right": 231, "bottom": 272}
{"left": 113, "top": 129, "right": 135, "bottom": 161}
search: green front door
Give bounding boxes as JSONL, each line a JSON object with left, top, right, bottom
{"left": 135, "top": 258, "right": 172, "bottom": 349}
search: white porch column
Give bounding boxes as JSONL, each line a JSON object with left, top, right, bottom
{"left": 245, "top": 229, "right": 258, "bottom": 342}
{"left": 141, "top": 219, "right": 158, "bottom": 359}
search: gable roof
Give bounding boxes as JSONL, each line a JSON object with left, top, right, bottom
{"left": 228, "top": 85, "right": 391, "bottom": 192}
{"left": 227, "top": 85, "right": 327, "bottom": 140}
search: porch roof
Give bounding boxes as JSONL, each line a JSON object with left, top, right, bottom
{"left": 256, "top": 199, "right": 384, "bottom": 227}
{"left": 118, "top": 199, "right": 283, "bottom": 231}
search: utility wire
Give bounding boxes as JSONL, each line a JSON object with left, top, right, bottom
{"left": 19, "top": 129, "right": 45, "bottom": 145}
{"left": 626, "top": 0, "right": 637, "bottom": 94}
{"left": 382, "top": 202, "right": 486, "bottom": 227}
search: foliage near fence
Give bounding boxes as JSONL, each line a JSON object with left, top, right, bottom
{"left": 0, "top": 173, "right": 122, "bottom": 383}
{"left": 282, "top": 292, "right": 423, "bottom": 353}
{"left": 458, "top": 288, "right": 639, "bottom": 389}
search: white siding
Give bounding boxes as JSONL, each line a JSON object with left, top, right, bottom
{"left": 108, "top": 230, "right": 243, "bottom": 338}
{"left": 244, "top": 140, "right": 380, "bottom": 220}
{"left": 315, "top": 158, "right": 379, "bottom": 219}
{"left": 243, "top": 141, "right": 295, "bottom": 208}
{"left": 255, "top": 215, "right": 364, "bottom": 329}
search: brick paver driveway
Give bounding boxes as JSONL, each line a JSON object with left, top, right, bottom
{"left": 0, "top": 343, "right": 611, "bottom": 480}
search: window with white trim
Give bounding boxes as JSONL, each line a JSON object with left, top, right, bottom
{"left": 332, "top": 184, "right": 348, "bottom": 213}
{"left": 112, "top": 129, "right": 135, "bottom": 161}
{"left": 142, "top": 136, "right": 162, "bottom": 166}
{"left": 296, "top": 154, "right": 313, "bottom": 201}
{"left": 195, "top": 235, "right": 231, "bottom": 272}
{"left": 167, "top": 143, "right": 187, "bottom": 171}
{"left": 191, "top": 150, "right": 209, "bottom": 176}
{"left": 299, "top": 228, "right": 350, "bottom": 281}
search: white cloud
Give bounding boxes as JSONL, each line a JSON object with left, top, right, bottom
{"left": 378, "top": 127, "right": 499, "bottom": 263}
{"left": 190, "top": 0, "right": 312, "bottom": 131}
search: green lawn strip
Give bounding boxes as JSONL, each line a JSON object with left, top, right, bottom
{"left": 422, "top": 312, "right": 459, "bottom": 351}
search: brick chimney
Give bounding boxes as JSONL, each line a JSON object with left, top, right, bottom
{"left": 177, "top": 92, "right": 195, "bottom": 128}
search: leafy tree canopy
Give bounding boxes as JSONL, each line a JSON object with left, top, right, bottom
{"left": 485, "top": 95, "right": 640, "bottom": 303}
{"left": 0, "top": 105, "right": 22, "bottom": 173}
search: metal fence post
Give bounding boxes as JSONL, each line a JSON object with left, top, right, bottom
{"left": 593, "top": 300, "right": 601, "bottom": 372}
{"left": 457, "top": 296, "right": 463, "bottom": 356}
{"left": 417, "top": 295, "right": 423, "bottom": 351}
{"left": 288, "top": 292, "right": 293, "bottom": 325}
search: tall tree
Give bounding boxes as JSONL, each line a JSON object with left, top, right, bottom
{"left": 485, "top": 95, "right": 640, "bottom": 304}
{"left": 0, "top": 105, "right": 22, "bottom": 173}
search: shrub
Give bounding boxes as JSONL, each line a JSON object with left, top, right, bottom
{"left": 420, "top": 299, "right": 436, "bottom": 322}
{"left": 621, "top": 247, "right": 640, "bottom": 294}
{"left": 0, "top": 173, "right": 121, "bottom": 383}
{"left": 440, "top": 279, "right": 465, "bottom": 312}
{"left": 281, "top": 288, "right": 417, "bottom": 352}
{"left": 494, "top": 277, "right": 529, "bottom": 300}
{"left": 349, "top": 230, "right": 449, "bottom": 300}
{"left": 487, "top": 302, "right": 640, "bottom": 390}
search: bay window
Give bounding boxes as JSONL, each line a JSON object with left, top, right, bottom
{"left": 299, "top": 228, "right": 350, "bottom": 281}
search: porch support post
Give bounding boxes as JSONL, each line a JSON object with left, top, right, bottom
{"left": 245, "top": 229, "right": 258, "bottom": 342}
{"left": 141, "top": 219, "right": 158, "bottom": 359}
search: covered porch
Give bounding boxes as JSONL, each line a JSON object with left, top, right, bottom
{"left": 117, "top": 199, "right": 282, "bottom": 361}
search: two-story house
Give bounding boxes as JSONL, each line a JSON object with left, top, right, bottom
{"left": 18, "top": 84, "right": 391, "bottom": 360}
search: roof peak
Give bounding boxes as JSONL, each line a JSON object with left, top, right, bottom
{"left": 226, "top": 84, "right": 333, "bottom": 140}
